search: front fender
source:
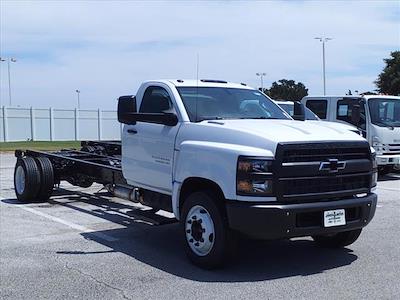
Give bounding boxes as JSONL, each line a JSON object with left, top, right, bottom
{"left": 172, "top": 141, "right": 273, "bottom": 218}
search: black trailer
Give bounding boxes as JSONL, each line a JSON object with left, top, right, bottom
{"left": 14, "top": 141, "right": 173, "bottom": 212}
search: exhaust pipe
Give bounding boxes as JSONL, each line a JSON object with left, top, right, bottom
{"left": 107, "top": 184, "right": 139, "bottom": 202}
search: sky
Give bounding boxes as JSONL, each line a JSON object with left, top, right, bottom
{"left": 0, "top": 0, "right": 399, "bottom": 109}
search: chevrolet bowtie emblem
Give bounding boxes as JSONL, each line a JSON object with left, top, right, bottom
{"left": 319, "top": 159, "right": 346, "bottom": 173}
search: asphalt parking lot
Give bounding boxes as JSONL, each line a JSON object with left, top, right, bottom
{"left": 1, "top": 152, "right": 400, "bottom": 300}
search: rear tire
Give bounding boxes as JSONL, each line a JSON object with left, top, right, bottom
{"left": 312, "top": 229, "right": 362, "bottom": 248}
{"left": 14, "top": 157, "right": 41, "bottom": 202}
{"left": 181, "top": 191, "right": 235, "bottom": 269}
{"left": 34, "top": 157, "right": 54, "bottom": 201}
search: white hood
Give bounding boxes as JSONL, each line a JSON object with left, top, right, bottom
{"left": 178, "top": 119, "right": 366, "bottom": 155}
{"left": 307, "top": 120, "right": 359, "bottom": 133}
{"left": 214, "top": 119, "right": 365, "bottom": 142}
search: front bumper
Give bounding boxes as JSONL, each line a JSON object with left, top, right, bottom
{"left": 376, "top": 154, "right": 400, "bottom": 166}
{"left": 226, "top": 193, "right": 377, "bottom": 240}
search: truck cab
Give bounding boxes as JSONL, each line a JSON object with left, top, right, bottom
{"left": 117, "top": 80, "right": 377, "bottom": 268}
{"left": 302, "top": 95, "right": 400, "bottom": 174}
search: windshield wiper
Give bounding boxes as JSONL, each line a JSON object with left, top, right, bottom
{"left": 196, "top": 116, "right": 225, "bottom": 122}
{"left": 240, "top": 116, "right": 280, "bottom": 120}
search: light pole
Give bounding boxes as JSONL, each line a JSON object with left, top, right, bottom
{"left": 314, "top": 37, "right": 332, "bottom": 95}
{"left": 75, "top": 90, "right": 81, "bottom": 109}
{"left": 0, "top": 57, "right": 17, "bottom": 106}
{"left": 256, "top": 72, "right": 266, "bottom": 91}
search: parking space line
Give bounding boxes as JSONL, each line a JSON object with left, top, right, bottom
{"left": 377, "top": 187, "right": 400, "bottom": 192}
{"left": 0, "top": 197, "right": 118, "bottom": 242}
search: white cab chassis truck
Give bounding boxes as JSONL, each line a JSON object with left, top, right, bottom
{"left": 14, "top": 80, "right": 377, "bottom": 269}
{"left": 302, "top": 95, "right": 400, "bottom": 174}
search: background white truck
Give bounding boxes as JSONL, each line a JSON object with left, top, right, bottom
{"left": 14, "top": 79, "right": 377, "bottom": 268}
{"left": 302, "top": 95, "right": 400, "bottom": 174}
{"left": 275, "top": 100, "right": 362, "bottom": 136}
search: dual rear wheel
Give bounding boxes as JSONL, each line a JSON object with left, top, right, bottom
{"left": 14, "top": 156, "right": 54, "bottom": 202}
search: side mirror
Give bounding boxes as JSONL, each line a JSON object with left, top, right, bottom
{"left": 118, "top": 95, "right": 137, "bottom": 124}
{"left": 293, "top": 101, "right": 306, "bottom": 121}
{"left": 161, "top": 112, "right": 179, "bottom": 126}
{"left": 351, "top": 104, "right": 361, "bottom": 126}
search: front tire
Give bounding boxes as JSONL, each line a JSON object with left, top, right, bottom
{"left": 312, "top": 229, "right": 362, "bottom": 248}
{"left": 181, "top": 191, "right": 234, "bottom": 269}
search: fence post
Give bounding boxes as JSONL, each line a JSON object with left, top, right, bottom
{"left": 30, "top": 107, "right": 36, "bottom": 141}
{"left": 2, "top": 106, "right": 8, "bottom": 142}
{"left": 97, "top": 109, "right": 102, "bottom": 141}
{"left": 74, "top": 108, "right": 79, "bottom": 141}
{"left": 49, "top": 107, "right": 54, "bottom": 141}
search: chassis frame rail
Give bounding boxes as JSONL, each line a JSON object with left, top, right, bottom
{"left": 15, "top": 141, "right": 126, "bottom": 187}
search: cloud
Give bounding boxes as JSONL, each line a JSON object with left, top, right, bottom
{"left": 0, "top": 0, "right": 399, "bottom": 108}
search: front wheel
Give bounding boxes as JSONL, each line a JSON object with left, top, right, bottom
{"left": 312, "top": 229, "right": 362, "bottom": 248}
{"left": 181, "top": 191, "right": 235, "bottom": 269}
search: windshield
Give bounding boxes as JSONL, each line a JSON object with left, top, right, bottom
{"left": 278, "top": 103, "right": 320, "bottom": 120}
{"left": 177, "top": 87, "right": 291, "bottom": 122}
{"left": 368, "top": 98, "right": 400, "bottom": 127}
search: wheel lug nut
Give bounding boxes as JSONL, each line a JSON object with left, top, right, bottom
{"left": 189, "top": 238, "right": 193, "bottom": 243}
{"left": 186, "top": 229, "right": 191, "bottom": 233}
{"left": 198, "top": 219, "right": 202, "bottom": 224}
{"left": 195, "top": 242, "right": 199, "bottom": 246}
{"left": 192, "top": 215, "right": 197, "bottom": 220}
{"left": 187, "top": 220, "right": 192, "bottom": 224}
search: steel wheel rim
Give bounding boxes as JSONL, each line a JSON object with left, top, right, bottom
{"left": 185, "top": 205, "right": 215, "bottom": 256}
{"left": 15, "top": 166, "right": 26, "bottom": 195}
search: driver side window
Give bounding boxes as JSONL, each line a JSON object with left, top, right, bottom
{"left": 139, "top": 86, "right": 174, "bottom": 114}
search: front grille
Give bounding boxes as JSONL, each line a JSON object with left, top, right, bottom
{"left": 282, "top": 144, "right": 370, "bottom": 163}
{"left": 383, "top": 143, "right": 400, "bottom": 155}
{"left": 275, "top": 141, "right": 372, "bottom": 202}
{"left": 280, "top": 174, "right": 370, "bottom": 199}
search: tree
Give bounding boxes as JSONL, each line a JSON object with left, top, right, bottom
{"left": 264, "top": 79, "right": 308, "bottom": 101}
{"left": 375, "top": 51, "right": 400, "bottom": 95}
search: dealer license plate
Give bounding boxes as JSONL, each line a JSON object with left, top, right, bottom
{"left": 324, "top": 209, "right": 346, "bottom": 227}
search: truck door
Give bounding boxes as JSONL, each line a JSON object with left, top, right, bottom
{"left": 336, "top": 98, "right": 367, "bottom": 137}
{"left": 122, "top": 85, "right": 179, "bottom": 194}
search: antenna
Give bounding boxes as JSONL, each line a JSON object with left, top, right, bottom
{"left": 195, "top": 53, "right": 199, "bottom": 122}
{"left": 196, "top": 53, "right": 200, "bottom": 82}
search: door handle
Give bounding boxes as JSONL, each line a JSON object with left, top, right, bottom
{"left": 127, "top": 129, "right": 137, "bottom": 134}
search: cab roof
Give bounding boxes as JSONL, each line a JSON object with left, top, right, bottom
{"left": 304, "top": 95, "right": 400, "bottom": 100}
{"left": 167, "top": 79, "right": 254, "bottom": 90}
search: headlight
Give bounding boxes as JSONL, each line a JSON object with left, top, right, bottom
{"left": 371, "top": 151, "right": 377, "bottom": 188}
{"left": 372, "top": 136, "right": 383, "bottom": 155}
{"left": 237, "top": 157, "right": 274, "bottom": 196}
